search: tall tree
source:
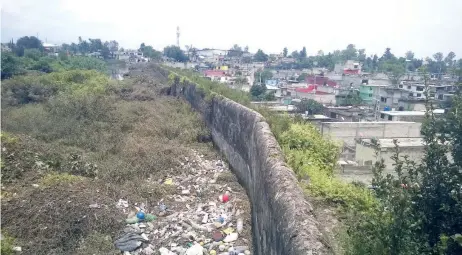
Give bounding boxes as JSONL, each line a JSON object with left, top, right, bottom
{"left": 341, "top": 44, "right": 357, "bottom": 61}
{"left": 382, "top": 47, "right": 396, "bottom": 61}
{"left": 228, "top": 44, "right": 243, "bottom": 57}
{"left": 253, "top": 49, "right": 268, "bottom": 62}
{"left": 433, "top": 52, "right": 444, "bottom": 62}
{"left": 358, "top": 49, "right": 366, "bottom": 62}
{"left": 380, "top": 59, "right": 406, "bottom": 85}
{"left": 291, "top": 51, "right": 300, "bottom": 59}
{"left": 283, "top": 47, "right": 288, "bottom": 57}
{"left": 163, "top": 45, "right": 188, "bottom": 62}
{"left": 300, "top": 47, "right": 307, "bottom": 58}
{"left": 405, "top": 51, "right": 415, "bottom": 60}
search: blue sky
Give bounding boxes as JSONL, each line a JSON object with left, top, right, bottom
{"left": 2, "top": 0, "right": 462, "bottom": 58}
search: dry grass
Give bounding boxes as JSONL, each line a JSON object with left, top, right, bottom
{"left": 0, "top": 64, "right": 211, "bottom": 254}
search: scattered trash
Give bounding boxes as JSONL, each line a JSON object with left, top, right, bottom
{"left": 223, "top": 227, "right": 234, "bottom": 235}
{"left": 237, "top": 218, "right": 243, "bottom": 233}
{"left": 116, "top": 199, "right": 129, "bottom": 208}
{"left": 159, "top": 247, "right": 176, "bottom": 255}
{"left": 212, "top": 231, "right": 224, "bottom": 241}
{"left": 114, "top": 151, "right": 252, "bottom": 254}
{"left": 12, "top": 246, "right": 22, "bottom": 252}
{"left": 185, "top": 243, "right": 204, "bottom": 255}
{"left": 223, "top": 232, "right": 238, "bottom": 243}
{"left": 218, "top": 193, "right": 229, "bottom": 203}
{"left": 114, "top": 233, "right": 146, "bottom": 251}
{"left": 32, "top": 184, "right": 39, "bottom": 188}
{"left": 144, "top": 213, "right": 156, "bottom": 222}
{"left": 136, "top": 211, "right": 145, "bottom": 220}
{"left": 89, "top": 203, "right": 100, "bottom": 209}
{"left": 126, "top": 217, "right": 139, "bottom": 224}
{"left": 143, "top": 246, "right": 155, "bottom": 255}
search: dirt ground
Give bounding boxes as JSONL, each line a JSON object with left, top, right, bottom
{"left": 1, "top": 64, "right": 253, "bottom": 255}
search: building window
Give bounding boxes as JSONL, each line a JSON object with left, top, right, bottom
{"left": 381, "top": 97, "right": 387, "bottom": 102}
{"left": 399, "top": 85, "right": 403, "bottom": 88}
{"left": 409, "top": 93, "right": 413, "bottom": 97}
{"left": 369, "top": 94, "right": 372, "bottom": 97}
{"left": 417, "top": 86, "right": 424, "bottom": 91}
{"left": 370, "top": 87, "right": 373, "bottom": 90}
{"left": 407, "top": 86, "right": 412, "bottom": 89}
{"left": 417, "top": 93, "right": 422, "bottom": 97}
{"left": 380, "top": 113, "right": 385, "bottom": 119}
{"left": 388, "top": 115, "right": 393, "bottom": 121}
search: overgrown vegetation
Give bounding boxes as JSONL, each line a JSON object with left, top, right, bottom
{"left": 1, "top": 62, "right": 212, "bottom": 254}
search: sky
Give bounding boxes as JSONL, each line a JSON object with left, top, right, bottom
{"left": 2, "top": 0, "right": 462, "bottom": 59}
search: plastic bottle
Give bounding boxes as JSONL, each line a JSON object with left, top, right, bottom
{"left": 236, "top": 218, "right": 243, "bottom": 233}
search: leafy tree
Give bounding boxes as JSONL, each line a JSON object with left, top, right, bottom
{"left": 228, "top": 44, "right": 243, "bottom": 57}
{"left": 283, "top": 47, "right": 288, "bottom": 57}
{"left": 445, "top": 52, "right": 456, "bottom": 68}
{"left": 300, "top": 47, "right": 307, "bottom": 59}
{"left": 140, "top": 45, "right": 162, "bottom": 60}
{"left": 380, "top": 59, "right": 406, "bottom": 85}
{"left": 16, "top": 36, "right": 43, "bottom": 51}
{"left": 405, "top": 51, "right": 415, "bottom": 60}
{"left": 250, "top": 84, "right": 266, "bottom": 100}
{"left": 291, "top": 51, "right": 300, "bottom": 59}
{"left": 341, "top": 90, "right": 363, "bottom": 106}
{"left": 341, "top": 44, "right": 357, "bottom": 61}
{"left": 244, "top": 46, "right": 249, "bottom": 52}
{"left": 163, "top": 45, "right": 188, "bottom": 62}
{"left": 433, "top": 52, "right": 444, "bottom": 62}
{"left": 253, "top": 49, "right": 268, "bottom": 62}
{"left": 264, "top": 91, "right": 276, "bottom": 101}
{"left": 358, "top": 49, "right": 366, "bottom": 62}
{"left": 88, "top": 38, "right": 103, "bottom": 53}
{"left": 382, "top": 47, "right": 396, "bottom": 61}
{"left": 295, "top": 99, "right": 324, "bottom": 114}
{"left": 1, "top": 52, "right": 21, "bottom": 79}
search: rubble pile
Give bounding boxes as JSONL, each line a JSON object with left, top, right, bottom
{"left": 114, "top": 151, "right": 252, "bottom": 255}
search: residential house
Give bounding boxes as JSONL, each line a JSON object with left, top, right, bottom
{"left": 294, "top": 86, "right": 336, "bottom": 104}
{"left": 334, "top": 60, "right": 362, "bottom": 75}
{"left": 324, "top": 106, "right": 369, "bottom": 122}
{"left": 378, "top": 109, "right": 445, "bottom": 122}
{"left": 359, "top": 84, "right": 388, "bottom": 104}
{"left": 43, "top": 43, "right": 60, "bottom": 54}
{"left": 204, "top": 70, "right": 229, "bottom": 83}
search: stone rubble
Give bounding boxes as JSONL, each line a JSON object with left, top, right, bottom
{"left": 114, "top": 151, "right": 252, "bottom": 255}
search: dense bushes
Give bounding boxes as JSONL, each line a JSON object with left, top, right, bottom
{"left": 1, "top": 70, "right": 110, "bottom": 105}
{"left": 1, "top": 51, "right": 107, "bottom": 80}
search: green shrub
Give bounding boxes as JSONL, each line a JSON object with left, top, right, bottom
{"left": 1, "top": 70, "right": 110, "bottom": 106}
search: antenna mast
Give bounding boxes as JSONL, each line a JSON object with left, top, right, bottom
{"left": 176, "top": 26, "right": 180, "bottom": 47}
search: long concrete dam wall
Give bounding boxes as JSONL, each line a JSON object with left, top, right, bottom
{"left": 165, "top": 71, "right": 328, "bottom": 255}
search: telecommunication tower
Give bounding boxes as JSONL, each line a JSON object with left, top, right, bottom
{"left": 176, "top": 26, "right": 180, "bottom": 47}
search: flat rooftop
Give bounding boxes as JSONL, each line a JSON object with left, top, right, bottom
{"left": 380, "top": 109, "right": 445, "bottom": 116}
{"left": 359, "top": 138, "right": 424, "bottom": 148}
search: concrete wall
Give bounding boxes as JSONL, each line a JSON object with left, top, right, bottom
{"left": 167, "top": 75, "right": 327, "bottom": 254}
{"left": 321, "top": 122, "right": 422, "bottom": 147}
{"left": 356, "top": 144, "right": 425, "bottom": 171}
